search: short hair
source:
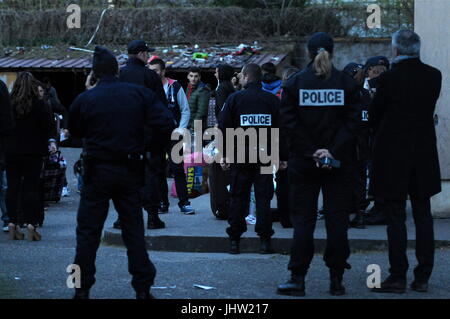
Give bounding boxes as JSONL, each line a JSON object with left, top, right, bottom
{"left": 149, "top": 58, "right": 166, "bottom": 71}
{"left": 392, "top": 30, "right": 421, "bottom": 56}
{"left": 261, "top": 62, "right": 277, "bottom": 75}
{"left": 189, "top": 67, "right": 201, "bottom": 74}
{"left": 242, "top": 63, "right": 262, "bottom": 83}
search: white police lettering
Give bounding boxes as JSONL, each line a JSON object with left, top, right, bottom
{"left": 362, "top": 110, "right": 369, "bottom": 121}
{"left": 240, "top": 114, "right": 272, "bottom": 127}
{"left": 299, "top": 89, "right": 345, "bottom": 107}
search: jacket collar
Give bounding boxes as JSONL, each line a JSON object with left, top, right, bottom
{"left": 392, "top": 56, "right": 420, "bottom": 67}
{"left": 244, "top": 82, "right": 262, "bottom": 90}
{"left": 127, "top": 57, "right": 146, "bottom": 67}
{"left": 98, "top": 75, "right": 119, "bottom": 85}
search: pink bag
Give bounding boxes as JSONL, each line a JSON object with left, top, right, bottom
{"left": 171, "top": 152, "right": 210, "bottom": 199}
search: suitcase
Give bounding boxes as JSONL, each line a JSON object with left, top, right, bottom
{"left": 41, "top": 151, "right": 67, "bottom": 203}
{"left": 208, "top": 162, "right": 230, "bottom": 220}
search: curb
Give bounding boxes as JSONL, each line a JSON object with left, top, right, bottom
{"left": 102, "top": 229, "right": 450, "bottom": 254}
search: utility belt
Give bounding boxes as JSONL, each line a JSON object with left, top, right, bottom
{"left": 79, "top": 152, "right": 145, "bottom": 184}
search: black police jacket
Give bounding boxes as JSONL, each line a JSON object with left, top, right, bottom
{"left": 353, "top": 85, "right": 372, "bottom": 162}
{"left": 218, "top": 82, "right": 287, "bottom": 165}
{"left": 119, "top": 57, "right": 168, "bottom": 106}
{"left": 69, "top": 76, "right": 176, "bottom": 161}
{"left": 280, "top": 64, "right": 360, "bottom": 163}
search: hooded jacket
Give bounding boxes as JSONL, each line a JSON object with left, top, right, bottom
{"left": 262, "top": 73, "right": 282, "bottom": 97}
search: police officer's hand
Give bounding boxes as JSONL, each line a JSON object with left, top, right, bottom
{"left": 220, "top": 157, "right": 230, "bottom": 171}
{"left": 313, "top": 149, "right": 334, "bottom": 170}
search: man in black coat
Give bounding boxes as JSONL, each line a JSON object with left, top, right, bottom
{"left": 118, "top": 40, "right": 173, "bottom": 230}
{"left": 69, "top": 46, "right": 175, "bottom": 299}
{"left": 0, "top": 80, "right": 14, "bottom": 231}
{"left": 370, "top": 30, "right": 442, "bottom": 294}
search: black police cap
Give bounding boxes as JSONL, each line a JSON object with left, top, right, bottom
{"left": 365, "top": 56, "right": 390, "bottom": 69}
{"left": 307, "top": 32, "right": 334, "bottom": 55}
{"left": 128, "top": 40, "right": 155, "bottom": 54}
{"left": 343, "top": 62, "right": 364, "bottom": 77}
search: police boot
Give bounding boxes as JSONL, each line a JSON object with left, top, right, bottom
{"left": 329, "top": 270, "right": 346, "bottom": 296}
{"left": 371, "top": 275, "right": 406, "bottom": 294}
{"left": 73, "top": 288, "right": 90, "bottom": 299}
{"left": 229, "top": 239, "right": 240, "bottom": 254}
{"left": 260, "top": 237, "right": 275, "bottom": 254}
{"left": 365, "top": 205, "right": 387, "bottom": 225}
{"left": 147, "top": 211, "right": 166, "bottom": 230}
{"left": 277, "top": 274, "right": 305, "bottom": 297}
{"left": 136, "top": 291, "right": 156, "bottom": 299}
{"left": 349, "top": 210, "right": 366, "bottom": 229}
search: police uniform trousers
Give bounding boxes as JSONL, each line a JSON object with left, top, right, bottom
{"left": 288, "top": 158, "right": 350, "bottom": 276}
{"left": 227, "top": 164, "right": 275, "bottom": 241}
{"left": 141, "top": 152, "right": 165, "bottom": 214}
{"left": 74, "top": 159, "right": 156, "bottom": 292}
{"left": 158, "top": 141, "right": 190, "bottom": 207}
{"left": 384, "top": 198, "right": 434, "bottom": 282}
{"left": 349, "top": 160, "right": 370, "bottom": 213}
{"left": 275, "top": 168, "right": 291, "bottom": 226}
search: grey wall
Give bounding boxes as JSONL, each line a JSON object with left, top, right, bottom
{"left": 290, "top": 39, "right": 392, "bottom": 70}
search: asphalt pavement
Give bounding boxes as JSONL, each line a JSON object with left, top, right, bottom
{"left": 0, "top": 147, "right": 449, "bottom": 299}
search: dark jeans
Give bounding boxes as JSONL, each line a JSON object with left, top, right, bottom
{"left": 227, "top": 164, "right": 274, "bottom": 240}
{"left": 5, "top": 156, "right": 43, "bottom": 225}
{"left": 288, "top": 158, "right": 351, "bottom": 276}
{"left": 0, "top": 169, "right": 8, "bottom": 224}
{"left": 74, "top": 160, "right": 156, "bottom": 292}
{"left": 384, "top": 198, "right": 434, "bottom": 282}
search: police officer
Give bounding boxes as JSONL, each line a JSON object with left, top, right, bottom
{"left": 277, "top": 33, "right": 360, "bottom": 296}
{"left": 120, "top": 40, "right": 168, "bottom": 105}
{"left": 342, "top": 62, "right": 372, "bottom": 229}
{"left": 363, "top": 56, "right": 390, "bottom": 226}
{"left": 116, "top": 40, "right": 173, "bottom": 230}
{"left": 69, "top": 46, "right": 175, "bottom": 299}
{"left": 218, "top": 63, "right": 286, "bottom": 254}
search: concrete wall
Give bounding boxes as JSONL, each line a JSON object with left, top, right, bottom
{"left": 415, "top": 0, "right": 450, "bottom": 217}
{"left": 291, "top": 39, "right": 392, "bottom": 70}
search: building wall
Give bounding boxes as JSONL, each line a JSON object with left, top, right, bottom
{"left": 291, "top": 39, "right": 392, "bottom": 70}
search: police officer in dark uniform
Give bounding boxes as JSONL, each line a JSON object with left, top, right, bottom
{"left": 342, "top": 62, "right": 372, "bottom": 229}
{"left": 69, "top": 46, "right": 175, "bottom": 299}
{"left": 364, "top": 56, "right": 390, "bottom": 226}
{"left": 277, "top": 33, "right": 360, "bottom": 296}
{"left": 117, "top": 40, "right": 172, "bottom": 230}
{"left": 219, "top": 63, "right": 286, "bottom": 254}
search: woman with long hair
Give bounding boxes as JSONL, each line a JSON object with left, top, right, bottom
{"left": 277, "top": 32, "right": 360, "bottom": 296}
{"left": 5, "top": 72, "right": 53, "bottom": 241}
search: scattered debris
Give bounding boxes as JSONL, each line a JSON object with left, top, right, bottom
{"left": 193, "top": 284, "right": 216, "bottom": 290}
{"left": 152, "top": 285, "right": 177, "bottom": 289}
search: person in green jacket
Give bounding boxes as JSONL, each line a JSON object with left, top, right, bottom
{"left": 186, "top": 67, "right": 211, "bottom": 130}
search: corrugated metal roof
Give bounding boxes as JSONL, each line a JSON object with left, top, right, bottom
{"left": 0, "top": 53, "right": 287, "bottom": 71}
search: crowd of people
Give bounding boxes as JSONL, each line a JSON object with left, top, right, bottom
{"left": 0, "top": 28, "right": 443, "bottom": 299}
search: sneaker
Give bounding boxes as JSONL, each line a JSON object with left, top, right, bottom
{"left": 62, "top": 187, "right": 70, "bottom": 197}
{"left": 180, "top": 204, "right": 195, "bottom": 215}
{"left": 245, "top": 214, "right": 257, "bottom": 225}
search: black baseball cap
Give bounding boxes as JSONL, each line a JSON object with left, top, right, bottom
{"left": 307, "top": 32, "right": 334, "bottom": 55}
{"left": 343, "top": 62, "right": 364, "bottom": 77}
{"left": 127, "top": 40, "right": 155, "bottom": 54}
{"left": 365, "top": 56, "right": 390, "bottom": 69}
